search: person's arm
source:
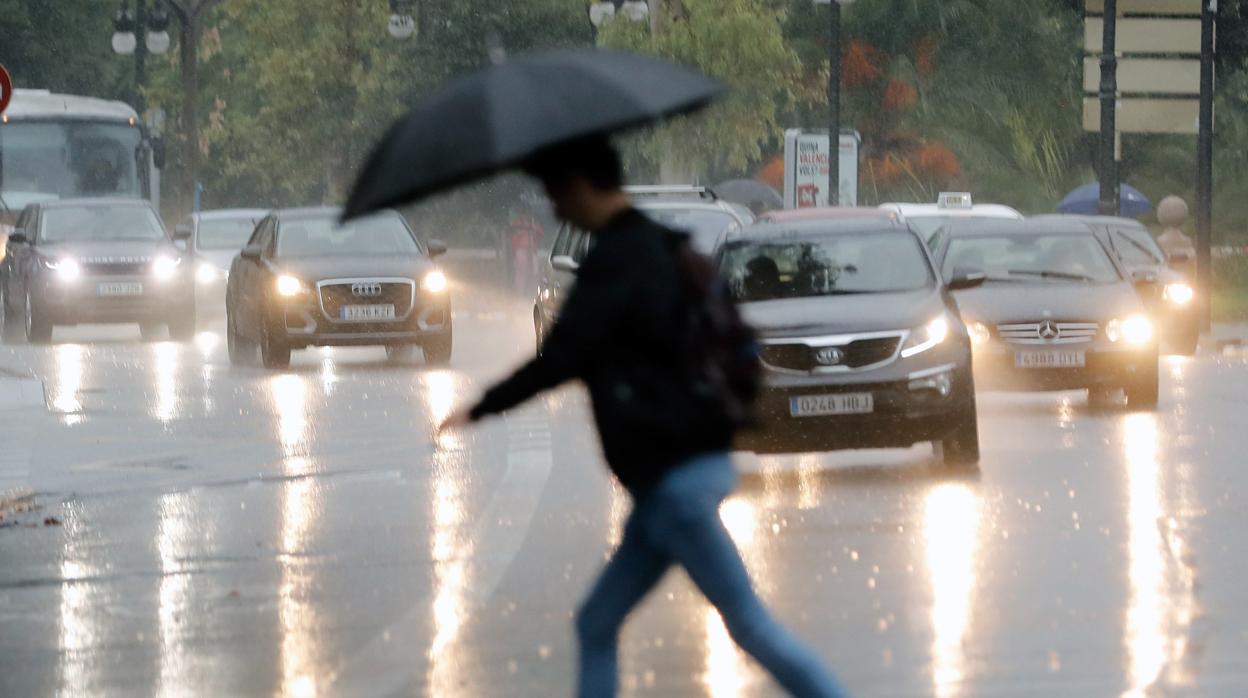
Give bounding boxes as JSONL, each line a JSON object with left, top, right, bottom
{"left": 466, "top": 255, "right": 629, "bottom": 421}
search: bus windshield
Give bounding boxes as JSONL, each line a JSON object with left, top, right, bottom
{"left": 0, "top": 121, "right": 144, "bottom": 206}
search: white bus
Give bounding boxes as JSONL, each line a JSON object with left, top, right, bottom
{"left": 0, "top": 89, "right": 162, "bottom": 227}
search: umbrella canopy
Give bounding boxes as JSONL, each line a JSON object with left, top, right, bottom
{"left": 343, "top": 49, "right": 724, "bottom": 220}
{"left": 1057, "top": 182, "right": 1152, "bottom": 217}
{"left": 712, "top": 179, "right": 783, "bottom": 212}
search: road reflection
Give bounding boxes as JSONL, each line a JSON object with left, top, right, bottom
{"left": 701, "top": 495, "right": 762, "bottom": 697}
{"left": 56, "top": 504, "right": 98, "bottom": 697}
{"left": 151, "top": 342, "right": 180, "bottom": 423}
{"left": 51, "top": 344, "right": 85, "bottom": 423}
{"left": 1121, "top": 412, "right": 1197, "bottom": 697}
{"left": 156, "top": 492, "right": 196, "bottom": 697}
{"left": 923, "top": 483, "right": 983, "bottom": 698}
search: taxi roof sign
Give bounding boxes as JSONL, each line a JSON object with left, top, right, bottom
{"left": 937, "top": 192, "right": 973, "bottom": 209}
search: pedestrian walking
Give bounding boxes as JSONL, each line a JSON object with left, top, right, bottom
{"left": 437, "top": 136, "right": 848, "bottom": 698}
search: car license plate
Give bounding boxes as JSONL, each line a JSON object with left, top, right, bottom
{"left": 1015, "top": 350, "right": 1085, "bottom": 368}
{"left": 97, "top": 282, "right": 143, "bottom": 297}
{"left": 341, "top": 304, "right": 395, "bottom": 321}
{"left": 789, "top": 392, "right": 874, "bottom": 417}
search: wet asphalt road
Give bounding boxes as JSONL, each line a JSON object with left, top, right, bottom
{"left": 2, "top": 285, "right": 1248, "bottom": 698}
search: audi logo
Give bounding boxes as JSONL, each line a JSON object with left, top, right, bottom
{"left": 351, "top": 282, "right": 383, "bottom": 297}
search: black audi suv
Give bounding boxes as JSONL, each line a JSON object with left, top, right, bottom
{"left": 225, "top": 207, "right": 451, "bottom": 368}
{"left": 720, "top": 218, "right": 984, "bottom": 466}
{"left": 929, "top": 218, "right": 1160, "bottom": 407}
{"left": 0, "top": 198, "right": 195, "bottom": 343}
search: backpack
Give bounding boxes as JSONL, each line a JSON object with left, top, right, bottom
{"left": 666, "top": 233, "right": 762, "bottom": 428}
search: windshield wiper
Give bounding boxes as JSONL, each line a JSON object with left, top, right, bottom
{"left": 1005, "top": 269, "right": 1096, "bottom": 282}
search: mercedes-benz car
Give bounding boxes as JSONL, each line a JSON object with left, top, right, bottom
{"left": 930, "top": 218, "right": 1160, "bottom": 407}
{"left": 0, "top": 198, "right": 195, "bottom": 343}
{"left": 225, "top": 207, "right": 450, "bottom": 368}
{"left": 720, "top": 218, "right": 983, "bottom": 466}
{"left": 176, "top": 208, "right": 268, "bottom": 316}
{"left": 1032, "top": 214, "right": 1199, "bottom": 355}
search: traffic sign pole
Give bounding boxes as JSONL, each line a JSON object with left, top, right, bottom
{"left": 1196, "top": 0, "right": 1214, "bottom": 331}
{"left": 1098, "top": 0, "right": 1120, "bottom": 216}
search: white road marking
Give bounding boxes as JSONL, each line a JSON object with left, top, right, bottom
{"left": 329, "top": 404, "right": 554, "bottom": 696}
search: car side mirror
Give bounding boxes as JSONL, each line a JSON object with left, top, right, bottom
{"left": 239, "top": 244, "right": 263, "bottom": 261}
{"left": 551, "top": 255, "right": 580, "bottom": 274}
{"left": 6, "top": 231, "right": 28, "bottom": 246}
{"left": 947, "top": 267, "right": 986, "bottom": 290}
{"left": 427, "top": 239, "right": 448, "bottom": 257}
{"left": 173, "top": 224, "right": 192, "bottom": 241}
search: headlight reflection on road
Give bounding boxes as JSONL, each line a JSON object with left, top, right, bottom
{"left": 270, "top": 374, "right": 308, "bottom": 462}
{"left": 427, "top": 443, "right": 472, "bottom": 696}
{"left": 56, "top": 505, "right": 98, "bottom": 696}
{"left": 923, "top": 483, "right": 983, "bottom": 698}
{"left": 279, "top": 477, "right": 324, "bottom": 698}
{"left": 152, "top": 342, "right": 180, "bottom": 423}
{"left": 156, "top": 493, "right": 195, "bottom": 695}
{"left": 52, "top": 344, "right": 85, "bottom": 422}
{"left": 701, "top": 495, "right": 763, "bottom": 697}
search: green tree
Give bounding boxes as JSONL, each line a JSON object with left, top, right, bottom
{"left": 0, "top": 0, "right": 126, "bottom": 98}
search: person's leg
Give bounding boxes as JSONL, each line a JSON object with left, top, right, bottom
{"left": 575, "top": 508, "right": 673, "bottom": 698}
{"left": 642, "top": 454, "right": 849, "bottom": 698}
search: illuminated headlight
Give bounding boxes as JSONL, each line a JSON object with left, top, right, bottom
{"left": 901, "top": 314, "right": 950, "bottom": 358}
{"left": 1163, "top": 282, "right": 1194, "bottom": 305}
{"left": 47, "top": 258, "right": 82, "bottom": 282}
{"left": 196, "top": 263, "right": 220, "bottom": 284}
{"left": 276, "top": 274, "right": 305, "bottom": 297}
{"left": 152, "top": 256, "right": 181, "bottom": 281}
{"left": 421, "top": 270, "right": 448, "bottom": 293}
{"left": 908, "top": 370, "right": 953, "bottom": 397}
{"left": 1106, "top": 314, "right": 1154, "bottom": 346}
{"left": 967, "top": 321, "right": 991, "bottom": 346}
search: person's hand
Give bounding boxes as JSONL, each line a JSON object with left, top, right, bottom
{"left": 436, "top": 406, "right": 473, "bottom": 436}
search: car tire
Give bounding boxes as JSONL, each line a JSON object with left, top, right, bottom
{"left": 1125, "top": 359, "right": 1160, "bottom": 409}
{"left": 0, "top": 286, "right": 23, "bottom": 344}
{"left": 423, "top": 329, "right": 452, "bottom": 366}
{"left": 168, "top": 304, "right": 197, "bottom": 342}
{"left": 1171, "top": 331, "right": 1199, "bottom": 356}
{"left": 226, "top": 308, "right": 257, "bottom": 366}
{"left": 938, "top": 398, "right": 980, "bottom": 468}
{"left": 24, "top": 292, "right": 52, "bottom": 344}
{"left": 259, "top": 311, "right": 291, "bottom": 369}
{"left": 385, "top": 344, "right": 418, "bottom": 362}
{"left": 139, "top": 322, "right": 165, "bottom": 342}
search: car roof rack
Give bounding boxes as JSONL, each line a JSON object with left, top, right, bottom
{"left": 625, "top": 184, "right": 718, "bottom": 201}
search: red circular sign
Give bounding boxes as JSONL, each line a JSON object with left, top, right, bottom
{"left": 0, "top": 64, "right": 12, "bottom": 115}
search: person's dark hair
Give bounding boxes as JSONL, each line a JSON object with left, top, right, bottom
{"left": 523, "top": 136, "right": 623, "bottom": 191}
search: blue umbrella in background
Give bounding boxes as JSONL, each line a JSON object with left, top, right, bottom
{"left": 1057, "top": 182, "right": 1152, "bottom": 217}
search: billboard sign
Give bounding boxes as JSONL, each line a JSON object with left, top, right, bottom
{"left": 783, "top": 129, "right": 860, "bottom": 209}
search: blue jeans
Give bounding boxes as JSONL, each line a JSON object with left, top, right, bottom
{"left": 575, "top": 452, "right": 849, "bottom": 697}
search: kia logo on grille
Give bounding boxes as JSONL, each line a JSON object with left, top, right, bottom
{"left": 351, "top": 282, "right": 383, "bottom": 297}
{"left": 814, "top": 346, "right": 845, "bottom": 366}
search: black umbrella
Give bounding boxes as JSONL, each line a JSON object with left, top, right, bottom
{"left": 343, "top": 49, "right": 725, "bottom": 220}
{"left": 712, "top": 179, "right": 783, "bottom": 211}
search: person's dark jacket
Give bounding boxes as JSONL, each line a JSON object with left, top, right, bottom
{"left": 469, "top": 208, "right": 734, "bottom": 488}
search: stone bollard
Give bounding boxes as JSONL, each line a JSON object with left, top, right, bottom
{"left": 1156, "top": 195, "right": 1196, "bottom": 276}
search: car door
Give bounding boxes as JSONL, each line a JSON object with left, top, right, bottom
{"left": 7, "top": 206, "right": 39, "bottom": 305}
{"left": 538, "top": 223, "right": 572, "bottom": 326}
{"left": 231, "top": 217, "right": 273, "bottom": 333}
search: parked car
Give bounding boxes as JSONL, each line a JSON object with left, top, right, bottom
{"left": 0, "top": 198, "right": 195, "bottom": 343}
{"left": 533, "top": 189, "right": 751, "bottom": 350}
{"left": 1032, "top": 214, "right": 1199, "bottom": 355}
{"left": 880, "top": 192, "right": 1023, "bottom": 246}
{"left": 225, "top": 207, "right": 450, "bottom": 368}
{"left": 720, "top": 218, "right": 983, "bottom": 465}
{"left": 175, "top": 208, "right": 268, "bottom": 316}
{"left": 757, "top": 207, "right": 898, "bottom": 223}
{"left": 929, "top": 217, "right": 1160, "bottom": 407}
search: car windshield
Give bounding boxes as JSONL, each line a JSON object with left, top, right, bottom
{"left": 277, "top": 212, "right": 420, "bottom": 256}
{"left": 720, "top": 230, "right": 933, "bottom": 301}
{"left": 641, "top": 207, "right": 739, "bottom": 254}
{"left": 942, "top": 233, "right": 1121, "bottom": 283}
{"left": 40, "top": 205, "right": 165, "bottom": 243}
{"left": 197, "top": 218, "right": 260, "bottom": 250}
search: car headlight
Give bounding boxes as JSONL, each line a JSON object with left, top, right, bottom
{"left": 1106, "top": 314, "right": 1154, "bottom": 346}
{"left": 196, "top": 262, "right": 220, "bottom": 285}
{"left": 421, "top": 270, "right": 448, "bottom": 293}
{"left": 276, "top": 274, "right": 305, "bottom": 297}
{"left": 967, "top": 321, "right": 991, "bottom": 346}
{"left": 46, "top": 258, "right": 82, "bottom": 282}
{"left": 901, "top": 314, "right": 950, "bottom": 358}
{"left": 152, "top": 256, "right": 181, "bottom": 281}
{"left": 1163, "top": 282, "right": 1194, "bottom": 305}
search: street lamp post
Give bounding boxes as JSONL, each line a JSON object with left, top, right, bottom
{"left": 111, "top": 0, "right": 172, "bottom": 115}
{"left": 388, "top": 0, "right": 416, "bottom": 40}
{"left": 816, "top": 0, "right": 850, "bottom": 207}
{"left": 588, "top": 1, "right": 650, "bottom": 31}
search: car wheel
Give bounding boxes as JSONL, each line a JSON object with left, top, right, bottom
{"left": 1086, "top": 387, "right": 1118, "bottom": 409}
{"left": 168, "top": 304, "right": 197, "bottom": 342}
{"left": 259, "top": 310, "right": 291, "bottom": 369}
{"left": 938, "top": 398, "right": 980, "bottom": 468}
{"left": 226, "top": 308, "right": 257, "bottom": 367}
{"left": 1171, "top": 331, "right": 1199, "bottom": 356}
{"left": 1125, "top": 359, "right": 1160, "bottom": 410}
{"left": 423, "top": 329, "right": 452, "bottom": 366}
{"left": 139, "top": 322, "right": 165, "bottom": 341}
{"left": 0, "top": 286, "right": 24, "bottom": 344}
{"left": 24, "top": 292, "right": 52, "bottom": 344}
{"left": 385, "top": 344, "right": 418, "bottom": 363}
